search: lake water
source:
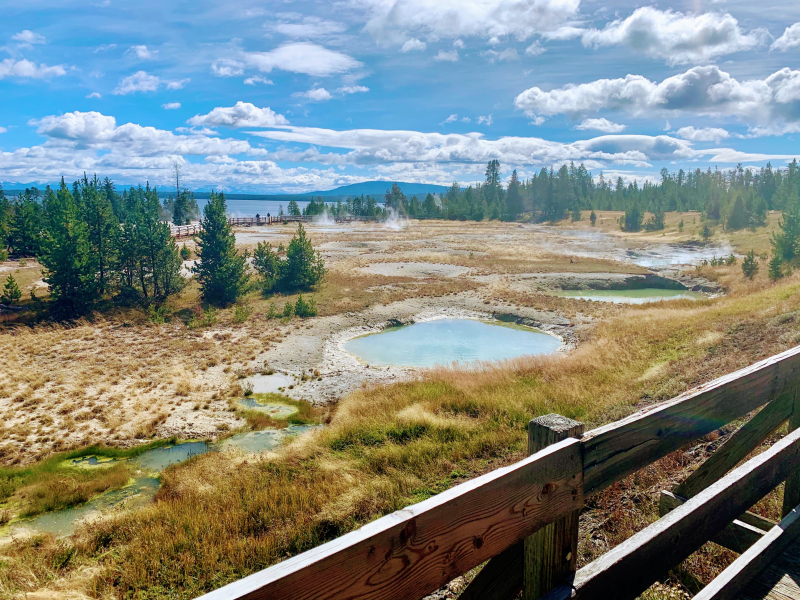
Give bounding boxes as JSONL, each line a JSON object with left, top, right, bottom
{"left": 552, "top": 289, "right": 706, "bottom": 304}
{"left": 197, "top": 199, "right": 311, "bottom": 218}
{"left": 344, "top": 318, "right": 561, "bottom": 368}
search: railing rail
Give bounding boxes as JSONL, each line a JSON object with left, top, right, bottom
{"left": 197, "top": 345, "right": 800, "bottom": 600}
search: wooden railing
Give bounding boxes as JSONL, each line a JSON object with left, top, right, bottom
{"left": 169, "top": 216, "right": 314, "bottom": 238}
{"left": 197, "top": 346, "right": 800, "bottom": 600}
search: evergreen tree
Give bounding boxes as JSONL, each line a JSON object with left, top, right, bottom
{"left": 1, "top": 275, "right": 21, "bottom": 305}
{"left": 78, "top": 174, "right": 118, "bottom": 295}
{"left": 622, "top": 205, "right": 643, "bottom": 232}
{"left": 769, "top": 253, "right": 784, "bottom": 281}
{"left": 40, "top": 180, "right": 97, "bottom": 317}
{"left": 423, "top": 193, "right": 438, "bottom": 218}
{"left": 772, "top": 203, "right": 800, "bottom": 261}
{"left": 726, "top": 193, "right": 748, "bottom": 230}
{"left": 590, "top": 210, "right": 597, "bottom": 226}
{"left": 742, "top": 250, "right": 759, "bottom": 280}
{"left": 288, "top": 199, "right": 301, "bottom": 216}
{"left": 0, "top": 185, "right": 10, "bottom": 258}
{"left": 194, "top": 191, "right": 248, "bottom": 305}
{"left": 280, "top": 223, "right": 325, "bottom": 292}
{"left": 506, "top": 169, "right": 524, "bottom": 220}
{"left": 9, "top": 189, "right": 44, "bottom": 256}
{"left": 384, "top": 183, "right": 407, "bottom": 214}
{"left": 253, "top": 241, "right": 281, "bottom": 293}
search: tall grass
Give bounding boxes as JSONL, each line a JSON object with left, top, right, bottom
{"left": 11, "top": 274, "right": 787, "bottom": 599}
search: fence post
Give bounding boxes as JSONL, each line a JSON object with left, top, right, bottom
{"left": 524, "top": 414, "right": 584, "bottom": 600}
{"left": 783, "top": 386, "right": 800, "bottom": 517}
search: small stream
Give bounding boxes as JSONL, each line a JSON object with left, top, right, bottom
{"left": 13, "top": 425, "right": 315, "bottom": 537}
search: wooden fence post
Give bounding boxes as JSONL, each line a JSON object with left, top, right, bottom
{"left": 524, "top": 414, "right": 584, "bottom": 600}
{"left": 783, "top": 386, "right": 800, "bottom": 517}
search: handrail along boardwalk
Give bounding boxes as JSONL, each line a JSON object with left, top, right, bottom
{"left": 196, "top": 345, "right": 800, "bottom": 600}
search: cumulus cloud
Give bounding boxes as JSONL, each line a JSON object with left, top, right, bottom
{"left": 162, "top": 102, "right": 181, "bottom": 110}
{"left": 581, "top": 7, "right": 766, "bottom": 66}
{"left": 514, "top": 66, "right": 800, "bottom": 133}
{"left": 772, "top": 23, "right": 800, "bottom": 52}
{"left": 272, "top": 16, "right": 347, "bottom": 38}
{"left": 86, "top": 92, "right": 102, "bottom": 99}
{"left": 401, "top": 38, "right": 427, "bottom": 52}
{"left": 243, "top": 42, "right": 362, "bottom": 77}
{"left": 675, "top": 126, "right": 730, "bottom": 142}
{"left": 11, "top": 30, "right": 45, "bottom": 45}
{"left": 525, "top": 40, "right": 546, "bottom": 56}
{"left": 483, "top": 48, "right": 520, "bottom": 61}
{"left": 434, "top": 50, "right": 459, "bottom": 62}
{"left": 337, "top": 85, "right": 369, "bottom": 94}
{"left": 165, "top": 79, "right": 189, "bottom": 90}
{"left": 126, "top": 45, "right": 158, "bottom": 60}
{"left": 574, "top": 118, "right": 626, "bottom": 133}
{"left": 293, "top": 87, "right": 333, "bottom": 102}
{"left": 187, "top": 102, "right": 290, "bottom": 128}
{"left": 362, "top": 0, "right": 581, "bottom": 44}
{"left": 0, "top": 58, "right": 66, "bottom": 80}
{"left": 442, "top": 114, "right": 459, "bottom": 123}
{"left": 113, "top": 71, "right": 157, "bottom": 94}
{"left": 211, "top": 60, "right": 244, "bottom": 77}
{"left": 244, "top": 75, "right": 273, "bottom": 85}
{"left": 94, "top": 44, "right": 116, "bottom": 53}
{"left": 477, "top": 115, "right": 494, "bottom": 125}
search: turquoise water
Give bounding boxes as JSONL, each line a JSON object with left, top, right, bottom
{"left": 344, "top": 318, "right": 561, "bottom": 367}
{"left": 552, "top": 288, "right": 705, "bottom": 304}
{"left": 13, "top": 426, "right": 315, "bottom": 537}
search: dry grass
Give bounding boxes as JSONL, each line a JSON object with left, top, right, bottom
{"left": 1, "top": 266, "right": 797, "bottom": 599}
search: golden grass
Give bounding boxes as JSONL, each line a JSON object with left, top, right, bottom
{"left": 1, "top": 267, "right": 797, "bottom": 599}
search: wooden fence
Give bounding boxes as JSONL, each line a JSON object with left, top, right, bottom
{"left": 197, "top": 346, "right": 800, "bottom": 600}
{"left": 170, "top": 216, "right": 314, "bottom": 238}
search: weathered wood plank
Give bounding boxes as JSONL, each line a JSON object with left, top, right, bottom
{"left": 582, "top": 345, "right": 800, "bottom": 497}
{"left": 197, "top": 438, "right": 583, "bottom": 600}
{"left": 783, "top": 387, "right": 800, "bottom": 518}
{"left": 739, "top": 537, "right": 800, "bottom": 600}
{"left": 659, "top": 491, "right": 769, "bottom": 554}
{"left": 674, "top": 391, "right": 793, "bottom": 499}
{"left": 541, "top": 426, "right": 800, "bottom": 600}
{"left": 525, "top": 415, "right": 585, "bottom": 600}
{"left": 457, "top": 543, "right": 523, "bottom": 600}
{"left": 693, "top": 504, "right": 800, "bottom": 600}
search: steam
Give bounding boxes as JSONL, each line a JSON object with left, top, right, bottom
{"left": 383, "top": 207, "right": 408, "bottom": 231}
{"left": 313, "top": 212, "right": 336, "bottom": 226}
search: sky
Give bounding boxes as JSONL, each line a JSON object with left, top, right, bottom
{"left": 1, "top": 0, "right": 799, "bottom": 193}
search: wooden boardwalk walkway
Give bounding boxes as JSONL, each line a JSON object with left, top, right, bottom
{"left": 742, "top": 539, "right": 800, "bottom": 600}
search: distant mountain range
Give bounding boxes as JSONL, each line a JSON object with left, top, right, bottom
{"left": 1, "top": 180, "right": 450, "bottom": 200}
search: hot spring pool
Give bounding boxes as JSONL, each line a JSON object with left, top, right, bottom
{"left": 343, "top": 318, "right": 561, "bottom": 368}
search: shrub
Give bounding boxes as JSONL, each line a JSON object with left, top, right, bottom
{"left": 769, "top": 254, "right": 785, "bottom": 281}
{"left": 294, "top": 295, "right": 318, "bottom": 318}
{"left": 282, "top": 302, "right": 294, "bottom": 318}
{"left": 233, "top": 303, "right": 251, "bottom": 324}
{"left": 590, "top": 211, "right": 596, "bottom": 226}
{"left": 266, "top": 302, "right": 278, "bottom": 319}
{"left": 180, "top": 245, "right": 191, "bottom": 261}
{"left": 725, "top": 253, "right": 737, "bottom": 266}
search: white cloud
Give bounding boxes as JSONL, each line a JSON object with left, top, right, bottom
{"left": 113, "top": 71, "right": 160, "bottom": 94}
{"left": 401, "top": 38, "right": 427, "bottom": 52}
{"left": 12, "top": 30, "right": 45, "bottom": 45}
{"left": 525, "top": 40, "right": 546, "bottom": 56}
{"left": 272, "top": 16, "right": 347, "bottom": 39}
{"left": 453, "top": 39, "right": 466, "bottom": 49}
{"left": 772, "top": 23, "right": 800, "bottom": 52}
{"left": 443, "top": 114, "right": 458, "bottom": 123}
{"left": 243, "top": 42, "right": 362, "bottom": 77}
{"left": 162, "top": 102, "right": 181, "bottom": 110}
{"left": 574, "top": 118, "right": 626, "bottom": 133}
{"left": 0, "top": 59, "right": 66, "bottom": 80}
{"left": 211, "top": 60, "right": 244, "bottom": 77}
{"left": 675, "top": 126, "right": 730, "bottom": 142}
{"left": 514, "top": 66, "right": 800, "bottom": 133}
{"left": 126, "top": 45, "right": 158, "bottom": 60}
{"left": 336, "top": 85, "right": 369, "bottom": 94}
{"left": 362, "top": 0, "right": 581, "bottom": 44}
{"left": 483, "top": 47, "right": 520, "bottom": 62}
{"left": 461, "top": 116, "right": 472, "bottom": 123}
{"left": 433, "top": 50, "right": 459, "bottom": 62}
{"left": 581, "top": 7, "right": 767, "bottom": 66}
{"left": 188, "top": 102, "right": 290, "bottom": 128}
{"left": 244, "top": 75, "right": 273, "bottom": 85}
{"left": 166, "top": 78, "right": 189, "bottom": 90}
{"left": 0, "top": 127, "right": 6, "bottom": 134}
{"left": 86, "top": 92, "right": 102, "bottom": 99}
{"left": 477, "top": 115, "right": 494, "bottom": 125}
{"left": 293, "top": 87, "right": 333, "bottom": 102}
{"left": 94, "top": 44, "right": 116, "bottom": 53}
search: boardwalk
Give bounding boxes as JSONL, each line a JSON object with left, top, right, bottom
{"left": 170, "top": 214, "right": 374, "bottom": 238}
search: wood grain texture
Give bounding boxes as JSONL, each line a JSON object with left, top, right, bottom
{"left": 694, "top": 504, "right": 800, "bottom": 600}
{"left": 196, "top": 438, "right": 583, "bottom": 600}
{"left": 457, "top": 543, "right": 523, "bottom": 600}
{"left": 740, "top": 538, "right": 800, "bottom": 600}
{"left": 541, "top": 426, "right": 800, "bottom": 600}
{"left": 674, "top": 391, "right": 793, "bottom": 499}
{"left": 659, "top": 491, "right": 768, "bottom": 554}
{"left": 582, "top": 346, "right": 800, "bottom": 497}
{"left": 783, "top": 387, "right": 800, "bottom": 518}
{"left": 525, "top": 415, "right": 585, "bottom": 600}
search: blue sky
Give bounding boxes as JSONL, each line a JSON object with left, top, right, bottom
{"left": 1, "top": 0, "right": 799, "bottom": 193}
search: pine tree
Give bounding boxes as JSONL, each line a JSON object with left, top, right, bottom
{"left": 769, "top": 253, "right": 784, "bottom": 281}
{"left": 9, "top": 190, "right": 44, "bottom": 256}
{"left": 253, "top": 241, "right": 281, "bottom": 293}
{"left": 287, "top": 199, "right": 301, "bottom": 216}
{"left": 742, "top": 250, "right": 759, "bottom": 280}
{"left": 194, "top": 191, "right": 248, "bottom": 305}
{"left": 726, "top": 193, "right": 748, "bottom": 230}
{"left": 590, "top": 210, "right": 597, "bottom": 226}
{"left": 0, "top": 185, "right": 10, "bottom": 259}
{"left": 279, "top": 223, "right": 325, "bottom": 292}
{"left": 78, "top": 174, "right": 118, "bottom": 295}
{"left": 506, "top": 170, "right": 524, "bottom": 220}
{"left": 40, "top": 180, "right": 97, "bottom": 317}
{"left": 1, "top": 274, "right": 21, "bottom": 305}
